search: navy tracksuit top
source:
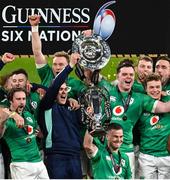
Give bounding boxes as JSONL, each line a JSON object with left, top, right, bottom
{"left": 39, "top": 65, "right": 82, "bottom": 156}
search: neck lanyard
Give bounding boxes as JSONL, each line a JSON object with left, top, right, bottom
{"left": 116, "top": 86, "right": 132, "bottom": 113}
{"left": 107, "top": 146, "right": 121, "bottom": 173}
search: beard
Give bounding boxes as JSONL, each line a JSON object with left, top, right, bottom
{"left": 138, "top": 73, "right": 147, "bottom": 82}
{"left": 16, "top": 105, "right": 25, "bottom": 114}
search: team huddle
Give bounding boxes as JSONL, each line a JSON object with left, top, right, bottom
{"left": 0, "top": 14, "right": 170, "bottom": 179}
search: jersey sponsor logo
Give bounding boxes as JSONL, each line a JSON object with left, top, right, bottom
{"left": 155, "top": 124, "right": 162, "bottom": 129}
{"left": 166, "top": 90, "right": 170, "bottom": 96}
{"left": 31, "top": 101, "right": 37, "bottom": 109}
{"left": 113, "top": 106, "right": 124, "bottom": 116}
{"left": 110, "top": 96, "right": 116, "bottom": 102}
{"left": 151, "top": 124, "right": 163, "bottom": 130}
{"left": 26, "top": 117, "right": 33, "bottom": 123}
{"left": 150, "top": 115, "right": 159, "bottom": 126}
{"left": 24, "top": 125, "right": 33, "bottom": 135}
{"left": 112, "top": 117, "right": 122, "bottom": 121}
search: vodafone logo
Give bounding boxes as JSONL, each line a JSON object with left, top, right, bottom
{"left": 25, "top": 125, "right": 33, "bottom": 135}
{"left": 113, "top": 106, "right": 124, "bottom": 116}
{"left": 150, "top": 116, "right": 159, "bottom": 126}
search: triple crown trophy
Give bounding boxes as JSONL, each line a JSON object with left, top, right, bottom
{"left": 72, "top": 33, "right": 112, "bottom": 137}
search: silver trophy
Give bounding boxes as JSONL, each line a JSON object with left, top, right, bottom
{"left": 78, "top": 86, "right": 111, "bottom": 137}
{"left": 72, "top": 33, "right": 111, "bottom": 136}
{"left": 72, "top": 33, "right": 111, "bottom": 70}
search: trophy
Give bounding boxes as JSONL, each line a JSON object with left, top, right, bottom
{"left": 72, "top": 33, "right": 111, "bottom": 136}
{"left": 78, "top": 86, "right": 111, "bottom": 137}
{"left": 72, "top": 33, "right": 111, "bottom": 70}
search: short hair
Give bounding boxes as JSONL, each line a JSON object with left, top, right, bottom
{"left": 53, "top": 51, "right": 69, "bottom": 63}
{"left": 144, "top": 73, "right": 161, "bottom": 89}
{"left": 137, "top": 55, "right": 153, "bottom": 65}
{"left": 7, "top": 88, "right": 27, "bottom": 101}
{"left": 0, "top": 73, "right": 11, "bottom": 87}
{"left": 117, "top": 59, "right": 134, "bottom": 73}
{"left": 107, "top": 123, "right": 123, "bottom": 132}
{"left": 11, "top": 69, "right": 28, "bottom": 79}
{"left": 156, "top": 55, "right": 170, "bottom": 64}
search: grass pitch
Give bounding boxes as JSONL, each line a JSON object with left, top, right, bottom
{"left": 0, "top": 56, "right": 138, "bottom": 84}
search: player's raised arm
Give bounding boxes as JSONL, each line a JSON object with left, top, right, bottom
{"left": 29, "top": 14, "right": 47, "bottom": 65}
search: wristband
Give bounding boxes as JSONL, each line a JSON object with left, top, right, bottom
{"left": 31, "top": 26, "right": 39, "bottom": 32}
{"left": 9, "top": 112, "right": 16, "bottom": 118}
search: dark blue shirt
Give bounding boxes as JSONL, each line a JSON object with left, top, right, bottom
{"left": 39, "top": 65, "right": 82, "bottom": 156}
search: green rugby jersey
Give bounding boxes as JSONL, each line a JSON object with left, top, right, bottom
{"left": 0, "top": 87, "right": 9, "bottom": 107}
{"left": 139, "top": 95, "right": 170, "bottom": 157}
{"left": 3, "top": 111, "right": 41, "bottom": 162}
{"left": 67, "top": 77, "right": 112, "bottom": 98}
{"left": 132, "top": 80, "right": 146, "bottom": 94}
{"left": 37, "top": 63, "right": 113, "bottom": 96}
{"left": 91, "top": 148, "right": 131, "bottom": 179}
{"left": 162, "top": 82, "right": 170, "bottom": 96}
{"left": 109, "top": 86, "right": 157, "bottom": 152}
{"left": 37, "top": 64, "right": 54, "bottom": 87}
{"left": 37, "top": 63, "right": 86, "bottom": 98}
{"left": 26, "top": 91, "right": 41, "bottom": 120}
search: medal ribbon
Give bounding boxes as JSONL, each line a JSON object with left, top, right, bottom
{"left": 116, "top": 86, "right": 132, "bottom": 113}
{"left": 107, "top": 146, "right": 121, "bottom": 173}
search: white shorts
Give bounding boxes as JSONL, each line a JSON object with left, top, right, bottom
{"left": 138, "top": 152, "right": 170, "bottom": 179}
{"left": 0, "top": 153, "right": 4, "bottom": 179}
{"left": 126, "top": 152, "right": 135, "bottom": 179}
{"left": 10, "top": 161, "right": 49, "bottom": 179}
